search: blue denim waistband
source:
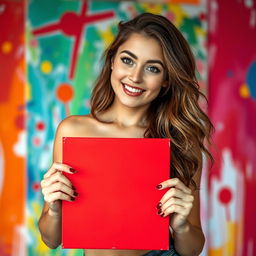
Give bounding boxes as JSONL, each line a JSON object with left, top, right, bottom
{"left": 142, "top": 244, "right": 180, "bottom": 256}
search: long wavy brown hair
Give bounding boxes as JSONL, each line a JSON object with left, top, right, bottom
{"left": 91, "top": 13, "right": 214, "bottom": 189}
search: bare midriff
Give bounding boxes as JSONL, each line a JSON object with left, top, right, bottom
{"left": 84, "top": 249, "right": 152, "bottom": 256}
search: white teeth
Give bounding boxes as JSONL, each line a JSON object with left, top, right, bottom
{"left": 124, "top": 84, "right": 143, "bottom": 93}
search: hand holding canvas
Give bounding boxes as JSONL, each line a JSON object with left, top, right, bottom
{"left": 41, "top": 162, "right": 77, "bottom": 215}
{"left": 157, "top": 178, "right": 194, "bottom": 233}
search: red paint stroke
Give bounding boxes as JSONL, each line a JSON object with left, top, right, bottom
{"left": 0, "top": 1, "right": 24, "bottom": 102}
{"left": 32, "top": 2, "right": 115, "bottom": 80}
{"left": 36, "top": 121, "right": 45, "bottom": 131}
{"left": 32, "top": 182, "right": 40, "bottom": 191}
{"left": 56, "top": 83, "right": 74, "bottom": 103}
{"left": 218, "top": 186, "right": 233, "bottom": 221}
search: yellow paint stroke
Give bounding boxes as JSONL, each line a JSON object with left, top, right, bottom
{"left": 166, "top": 5, "right": 187, "bottom": 27}
{"left": 226, "top": 221, "right": 237, "bottom": 256}
{"left": 170, "top": 0, "right": 199, "bottom": 4}
{"left": 2, "top": 41, "right": 13, "bottom": 54}
{"left": 41, "top": 60, "right": 52, "bottom": 74}
{"left": 141, "top": 3, "right": 163, "bottom": 14}
{"left": 240, "top": 83, "right": 250, "bottom": 98}
{"left": 208, "top": 247, "right": 224, "bottom": 256}
{"left": 25, "top": 82, "right": 31, "bottom": 101}
{"left": 99, "top": 29, "right": 115, "bottom": 48}
{"left": 195, "top": 26, "right": 206, "bottom": 37}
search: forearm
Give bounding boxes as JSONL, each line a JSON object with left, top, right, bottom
{"left": 38, "top": 209, "right": 62, "bottom": 249}
{"left": 172, "top": 222, "right": 205, "bottom": 256}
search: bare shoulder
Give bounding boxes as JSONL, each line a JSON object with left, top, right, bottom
{"left": 56, "top": 114, "right": 98, "bottom": 137}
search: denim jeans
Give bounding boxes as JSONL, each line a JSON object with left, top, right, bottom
{"left": 142, "top": 244, "right": 180, "bottom": 256}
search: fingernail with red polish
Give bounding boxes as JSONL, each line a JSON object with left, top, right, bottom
{"left": 70, "top": 168, "right": 77, "bottom": 173}
{"left": 156, "top": 202, "right": 162, "bottom": 209}
{"left": 160, "top": 213, "right": 165, "bottom": 217}
{"left": 156, "top": 184, "right": 162, "bottom": 189}
{"left": 71, "top": 197, "right": 76, "bottom": 201}
{"left": 157, "top": 210, "right": 162, "bottom": 215}
{"left": 74, "top": 192, "right": 79, "bottom": 197}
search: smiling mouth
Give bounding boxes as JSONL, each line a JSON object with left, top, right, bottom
{"left": 122, "top": 83, "right": 145, "bottom": 96}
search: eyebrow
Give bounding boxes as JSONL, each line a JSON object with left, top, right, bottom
{"left": 120, "top": 50, "right": 165, "bottom": 68}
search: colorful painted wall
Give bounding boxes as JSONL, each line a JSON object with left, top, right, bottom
{"left": 0, "top": 0, "right": 255, "bottom": 256}
{"left": 207, "top": 0, "right": 256, "bottom": 255}
{"left": 0, "top": 1, "right": 26, "bottom": 256}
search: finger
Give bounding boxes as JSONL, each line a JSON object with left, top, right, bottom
{"left": 160, "top": 187, "right": 191, "bottom": 205}
{"left": 44, "top": 162, "right": 77, "bottom": 178}
{"left": 42, "top": 181, "right": 77, "bottom": 198}
{"left": 161, "top": 197, "right": 185, "bottom": 212}
{"left": 161, "top": 188, "right": 194, "bottom": 205}
{"left": 161, "top": 197, "right": 193, "bottom": 213}
{"left": 161, "top": 204, "right": 189, "bottom": 217}
{"left": 41, "top": 171, "right": 73, "bottom": 189}
{"left": 156, "top": 178, "right": 192, "bottom": 194}
{"left": 44, "top": 162, "right": 76, "bottom": 178}
{"left": 44, "top": 191, "right": 75, "bottom": 204}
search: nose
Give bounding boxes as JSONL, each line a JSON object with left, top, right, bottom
{"left": 128, "top": 66, "right": 143, "bottom": 83}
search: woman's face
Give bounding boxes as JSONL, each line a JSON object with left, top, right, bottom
{"left": 110, "top": 33, "right": 167, "bottom": 110}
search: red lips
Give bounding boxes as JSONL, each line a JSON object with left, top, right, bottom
{"left": 122, "top": 83, "right": 145, "bottom": 97}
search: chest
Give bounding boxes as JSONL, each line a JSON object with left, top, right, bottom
{"left": 77, "top": 122, "right": 145, "bottom": 139}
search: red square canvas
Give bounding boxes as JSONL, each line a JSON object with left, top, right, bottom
{"left": 62, "top": 137, "right": 170, "bottom": 250}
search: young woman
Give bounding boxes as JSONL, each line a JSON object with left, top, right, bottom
{"left": 39, "top": 13, "right": 213, "bottom": 256}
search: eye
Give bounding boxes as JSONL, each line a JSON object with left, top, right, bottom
{"left": 121, "top": 57, "right": 133, "bottom": 65}
{"left": 146, "top": 66, "right": 161, "bottom": 74}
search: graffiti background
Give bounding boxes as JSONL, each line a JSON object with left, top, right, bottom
{"left": 0, "top": 1, "right": 26, "bottom": 256}
{"left": 208, "top": 0, "right": 256, "bottom": 255}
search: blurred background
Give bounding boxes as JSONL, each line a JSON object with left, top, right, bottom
{"left": 0, "top": 0, "right": 255, "bottom": 255}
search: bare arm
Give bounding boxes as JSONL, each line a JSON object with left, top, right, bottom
{"left": 38, "top": 201, "right": 62, "bottom": 249}
{"left": 38, "top": 120, "right": 78, "bottom": 248}
{"left": 172, "top": 168, "right": 205, "bottom": 256}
